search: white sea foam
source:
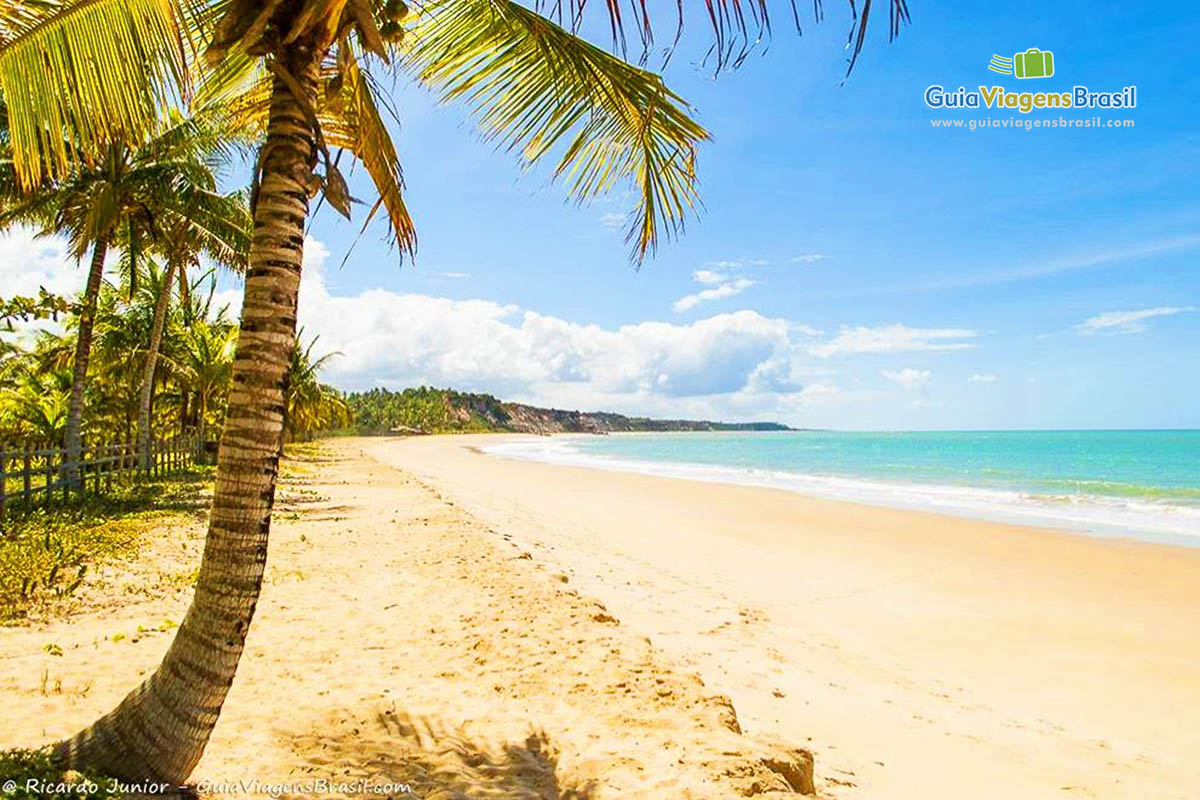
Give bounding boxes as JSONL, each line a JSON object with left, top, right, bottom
{"left": 482, "top": 436, "right": 1200, "bottom": 546}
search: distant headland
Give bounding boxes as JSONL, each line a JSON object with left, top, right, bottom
{"left": 345, "top": 386, "right": 794, "bottom": 435}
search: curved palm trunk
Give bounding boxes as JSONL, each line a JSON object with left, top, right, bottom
{"left": 57, "top": 45, "right": 322, "bottom": 782}
{"left": 63, "top": 238, "right": 109, "bottom": 487}
{"left": 138, "top": 258, "right": 180, "bottom": 470}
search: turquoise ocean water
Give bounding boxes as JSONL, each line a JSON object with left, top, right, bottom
{"left": 485, "top": 430, "right": 1200, "bottom": 545}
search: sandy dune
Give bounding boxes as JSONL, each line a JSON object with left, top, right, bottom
{"left": 1, "top": 441, "right": 813, "bottom": 798}
{"left": 364, "top": 434, "right": 1200, "bottom": 800}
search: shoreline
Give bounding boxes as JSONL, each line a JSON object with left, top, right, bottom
{"left": 365, "top": 433, "right": 1200, "bottom": 799}
{"left": 477, "top": 432, "right": 1200, "bottom": 548}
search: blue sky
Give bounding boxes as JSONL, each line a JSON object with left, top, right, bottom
{"left": 7, "top": 0, "right": 1197, "bottom": 429}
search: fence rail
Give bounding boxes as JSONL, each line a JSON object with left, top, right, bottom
{"left": 0, "top": 435, "right": 203, "bottom": 519}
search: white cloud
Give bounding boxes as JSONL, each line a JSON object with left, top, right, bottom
{"left": 810, "top": 324, "right": 978, "bottom": 358}
{"left": 968, "top": 373, "right": 997, "bottom": 383}
{"left": 431, "top": 271, "right": 470, "bottom": 279}
{"left": 673, "top": 278, "right": 756, "bottom": 313}
{"left": 269, "top": 240, "right": 814, "bottom": 413}
{"left": 0, "top": 226, "right": 87, "bottom": 298}
{"left": 599, "top": 212, "right": 626, "bottom": 231}
{"left": 1073, "top": 306, "right": 1196, "bottom": 335}
{"left": 691, "top": 269, "right": 727, "bottom": 285}
{"left": 882, "top": 368, "right": 931, "bottom": 389}
{"left": 790, "top": 253, "right": 826, "bottom": 264}
{"left": 0, "top": 226, "right": 128, "bottom": 340}
{"left": 175, "top": 238, "right": 1009, "bottom": 427}
{"left": 797, "top": 382, "right": 839, "bottom": 402}
{"left": 205, "top": 238, "right": 1007, "bottom": 427}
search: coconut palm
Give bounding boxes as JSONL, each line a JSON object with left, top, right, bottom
{"left": 283, "top": 332, "right": 350, "bottom": 441}
{"left": 176, "top": 305, "right": 238, "bottom": 447}
{"left": 131, "top": 181, "right": 250, "bottom": 471}
{"left": 0, "top": 110, "right": 250, "bottom": 486}
{"left": 0, "top": 342, "right": 73, "bottom": 445}
{"left": 0, "top": 0, "right": 906, "bottom": 783}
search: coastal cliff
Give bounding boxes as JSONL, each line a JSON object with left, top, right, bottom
{"left": 346, "top": 386, "right": 792, "bottom": 435}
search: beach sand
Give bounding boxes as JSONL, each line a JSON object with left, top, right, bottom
{"left": 362, "top": 434, "right": 1200, "bottom": 800}
{"left": 0, "top": 441, "right": 813, "bottom": 798}
{"left": 3, "top": 434, "right": 1198, "bottom": 799}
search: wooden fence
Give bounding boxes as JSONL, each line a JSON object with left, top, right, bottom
{"left": 0, "top": 435, "right": 202, "bottom": 518}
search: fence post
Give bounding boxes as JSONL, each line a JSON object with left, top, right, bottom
{"left": 47, "top": 448, "right": 58, "bottom": 505}
{"left": 23, "top": 445, "right": 31, "bottom": 511}
{"left": 92, "top": 442, "right": 101, "bottom": 495}
{"left": 61, "top": 445, "right": 69, "bottom": 503}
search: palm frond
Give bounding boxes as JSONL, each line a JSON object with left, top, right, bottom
{"left": 403, "top": 0, "right": 709, "bottom": 262}
{"left": 197, "top": 41, "right": 416, "bottom": 259}
{"left": 536, "top": 0, "right": 910, "bottom": 74}
{"left": 192, "top": 44, "right": 269, "bottom": 137}
{"left": 0, "top": 0, "right": 189, "bottom": 190}
{"left": 321, "top": 57, "right": 417, "bottom": 259}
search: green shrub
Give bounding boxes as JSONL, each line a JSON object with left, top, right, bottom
{"left": 0, "top": 518, "right": 136, "bottom": 620}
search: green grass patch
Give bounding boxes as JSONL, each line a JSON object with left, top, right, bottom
{"left": 0, "top": 467, "right": 213, "bottom": 622}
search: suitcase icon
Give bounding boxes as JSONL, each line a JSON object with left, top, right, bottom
{"left": 1014, "top": 48, "right": 1054, "bottom": 79}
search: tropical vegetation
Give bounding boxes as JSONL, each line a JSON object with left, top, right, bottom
{"left": 0, "top": 268, "right": 238, "bottom": 449}
{"left": 0, "top": 108, "right": 253, "bottom": 482}
{"left": 0, "top": 276, "right": 347, "bottom": 450}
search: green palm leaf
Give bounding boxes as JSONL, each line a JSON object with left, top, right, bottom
{"left": 404, "top": 0, "right": 710, "bottom": 261}
{"left": 322, "top": 56, "right": 417, "bottom": 257}
{"left": 0, "top": 0, "right": 189, "bottom": 190}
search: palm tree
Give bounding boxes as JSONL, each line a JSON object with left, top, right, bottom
{"left": 0, "top": 0, "right": 906, "bottom": 783}
{"left": 0, "top": 330, "right": 74, "bottom": 445}
{"left": 0, "top": 111, "right": 250, "bottom": 486}
{"left": 130, "top": 170, "right": 250, "bottom": 469}
{"left": 176, "top": 305, "right": 238, "bottom": 449}
{"left": 283, "top": 331, "right": 350, "bottom": 441}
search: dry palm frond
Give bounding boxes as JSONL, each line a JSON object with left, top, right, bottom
{"left": 536, "top": 0, "right": 910, "bottom": 74}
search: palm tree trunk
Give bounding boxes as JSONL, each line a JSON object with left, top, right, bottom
{"left": 63, "top": 238, "right": 108, "bottom": 487}
{"left": 138, "top": 258, "right": 179, "bottom": 470}
{"left": 56, "top": 44, "right": 322, "bottom": 783}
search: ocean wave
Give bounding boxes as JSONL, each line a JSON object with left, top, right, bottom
{"left": 482, "top": 436, "right": 1200, "bottom": 546}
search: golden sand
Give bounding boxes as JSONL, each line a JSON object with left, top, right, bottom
{"left": 1, "top": 440, "right": 814, "bottom": 798}
{"left": 365, "top": 434, "right": 1200, "bottom": 800}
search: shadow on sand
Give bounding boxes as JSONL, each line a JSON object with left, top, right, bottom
{"left": 284, "top": 709, "right": 595, "bottom": 799}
